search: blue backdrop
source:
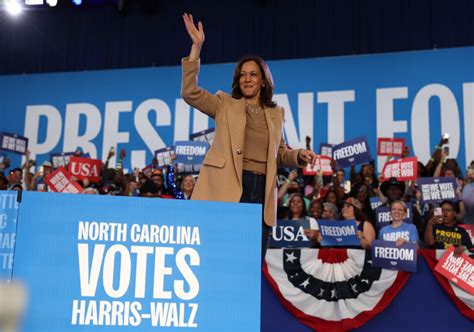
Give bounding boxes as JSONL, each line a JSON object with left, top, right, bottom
{"left": 0, "top": 47, "right": 473, "bottom": 173}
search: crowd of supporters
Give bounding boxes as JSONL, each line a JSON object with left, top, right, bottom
{"left": 0, "top": 136, "right": 473, "bottom": 252}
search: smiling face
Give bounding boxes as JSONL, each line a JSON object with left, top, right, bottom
{"left": 342, "top": 203, "right": 355, "bottom": 220}
{"left": 239, "top": 61, "right": 263, "bottom": 102}
{"left": 390, "top": 201, "right": 406, "bottom": 223}
{"left": 289, "top": 195, "right": 304, "bottom": 219}
{"left": 309, "top": 201, "right": 323, "bottom": 219}
{"left": 182, "top": 175, "right": 195, "bottom": 192}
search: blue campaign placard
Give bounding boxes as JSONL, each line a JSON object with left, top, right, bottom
{"left": 372, "top": 240, "right": 417, "bottom": 273}
{"left": 0, "top": 132, "right": 28, "bottom": 155}
{"left": 319, "top": 143, "right": 334, "bottom": 158}
{"left": 50, "top": 152, "right": 75, "bottom": 168}
{"left": 0, "top": 191, "right": 19, "bottom": 280}
{"left": 154, "top": 146, "right": 174, "bottom": 168}
{"left": 370, "top": 197, "right": 383, "bottom": 210}
{"left": 12, "top": 192, "right": 261, "bottom": 331}
{"left": 375, "top": 202, "right": 413, "bottom": 230}
{"left": 318, "top": 219, "right": 360, "bottom": 247}
{"left": 332, "top": 136, "right": 372, "bottom": 168}
{"left": 189, "top": 128, "right": 215, "bottom": 145}
{"left": 175, "top": 141, "right": 209, "bottom": 165}
{"left": 269, "top": 219, "right": 311, "bottom": 248}
{"left": 416, "top": 177, "right": 458, "bottom": 204}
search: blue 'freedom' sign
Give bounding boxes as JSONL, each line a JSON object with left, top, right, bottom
{"left": 318, "top": 219, "right": 359, "bottom": 247}
{"left": 332, "top": 136, "right": 372, "bottom": 168}
{"left": 372, "top": 240, "right": 417, "bottom": 273}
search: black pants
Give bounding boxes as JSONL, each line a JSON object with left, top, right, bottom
{"left": 240, "top": 170, "right": 271, "bottom": 260}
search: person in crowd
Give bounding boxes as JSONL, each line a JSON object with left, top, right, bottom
{"left": 378, "top": 200, "right": 419, "bottom": 245}
{"left": 379, "top": 177, "right": 425, "bottom": 239}
{"left": 181, "top": 175, "right": 196, "bottom": 199}
{"left": 83, "top": 187, "right": 99, "bottom": 195}
{"left": 0, "top": 174, "right": 8, "bottom": 190}
{"left": 340, "top": 197, "right": 376, "bottom": 249}
{"left": 350, "top": 183, "right": 375, "bottom": 226}
{"left": 304, "top": 173, "right": 323, "bottom": 201}
{"left": 7, "top": 168, "right": 23, "bottom": 190}
{"left": 308, "top": 200, "right": 323, "bottom": 219}
{"left": 278, "top": 170, "right": 303, "bottom": 206}
{"left": 321, "top": 202, "right": 339, "bottom": 220}
{"left": 180, "top": 13, "right": 316, "bottom": 246}
{"left": 461, "top": 162, "right": 474, "bottom": 224}
{"left": 322, "top": 187, "right": 340, "bottom": 208}
{"left": 287, "top": 193, "right": 319, "bottom": 246}
{"left": 424, "top": 200, "right": 473, "bottom": 255}
{"left": 29, "top": 161, "right": 53, "bottom": 191}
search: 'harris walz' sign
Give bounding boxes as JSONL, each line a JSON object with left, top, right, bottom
{"left": 175, "top": 141, "right": 209, "bottom": 174}
{"left": 0, "top": 132, "right": 28, "bottom": 155}
{"left": 416, "top": 177, "right": 457, "bottom": 204}
{"left": 372, "top": 240, "right": 417, "bottom": 272}
{"left": 332, "top": 137, "right": 372, "bottom": 168}
{"left": 269, "top": 219, "right": 311, "bottom": 248}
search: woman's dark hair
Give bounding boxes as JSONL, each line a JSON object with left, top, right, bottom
{"left": 231, "top": 56, "right": 276, "bottom": 108}
{"left": 343, "top": 202, "right": 368, "bottom": 222}
{"left": 288, "top": 193, "right": 308, "bottom": 219}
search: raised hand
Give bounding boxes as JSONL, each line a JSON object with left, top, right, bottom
{"left": 182, "top": 13, "right": 205, "bottom": 47}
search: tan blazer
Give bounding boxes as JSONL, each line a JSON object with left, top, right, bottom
{"left": 181, "top": 58, "right": 301, "bottom": 226}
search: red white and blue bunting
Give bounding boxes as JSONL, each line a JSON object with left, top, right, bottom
{"left": 264, "top": 248, "right": 410, "bottom": 331}
{"left": 420, "top": 249, "right": 474, "bottom": 321}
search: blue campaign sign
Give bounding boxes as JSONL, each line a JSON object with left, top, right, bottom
{"left": 319, "top": 143, "right": 334, "bottom": 158}
{"left": 12, "top": 192, "right": 261, "bottom": 331}
{"left": 375, "top": 202, "right": 413, "bottom": 230}
{"left": 269, "top": 219, "right": 311, "bottom": 248}
{"left": 189, "top": 128, "right": 215, "bottom": 145}
{"left": 1, "top": 47, "right": 473, "bottom": 172}
{"left": 332, "top": 136, "right": 372, "bottom": 168}
{"left": 175, "top": 141, "right": 209, "bottom": 165}
{"left": 416, "top": 177, "right": 458, "bottom": 204}
{"left": 0, "top": 191, "right": 19, "bottom": 280}
{"left": 372, "top": 240, "right": 417, "bottom": 273}
{"left": 50, "top": 152, "right": 75, "bottom": 168}
{"left": 318, "top": 219, "right": 360, "bottom": 247}
{"left": 175, "top": 141, "right": 209, "bottom": 174}
{"left": 0, "top": 132, "right": 28, "bottom": 155}
{"left": 370, "top": 197, "right": 383, "bottom": 210}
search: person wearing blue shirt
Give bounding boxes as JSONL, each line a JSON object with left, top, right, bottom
{"left": 378, "top": 200, "right": 419, "bottom": 246}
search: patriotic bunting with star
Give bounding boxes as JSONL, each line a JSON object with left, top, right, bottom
{"left": 420, "top": 249, "right": 474, "bottom": 320}
{"left": 264, "top": 248, "right": 410, "bottom": 332}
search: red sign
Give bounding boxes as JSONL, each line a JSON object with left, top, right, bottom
{"left": 435, "top": 246, "right": 474, "bottom": 295}
{"left": 381, "top": 157, "right": 418, "bottom": 182}
{"left": 459, "top": 224, "right": 474, "bottom": 246}
{"left": 302, "top": 155, "right": 333, "bottom": 176}
{"left": 377, "top": 138, "right": 405, "bottom": 157}
{"left": 68, "top": 157, "right": 101, "bottom": 183}
{"left": 45, "top": 167, "right": 83, "bottom": 194}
